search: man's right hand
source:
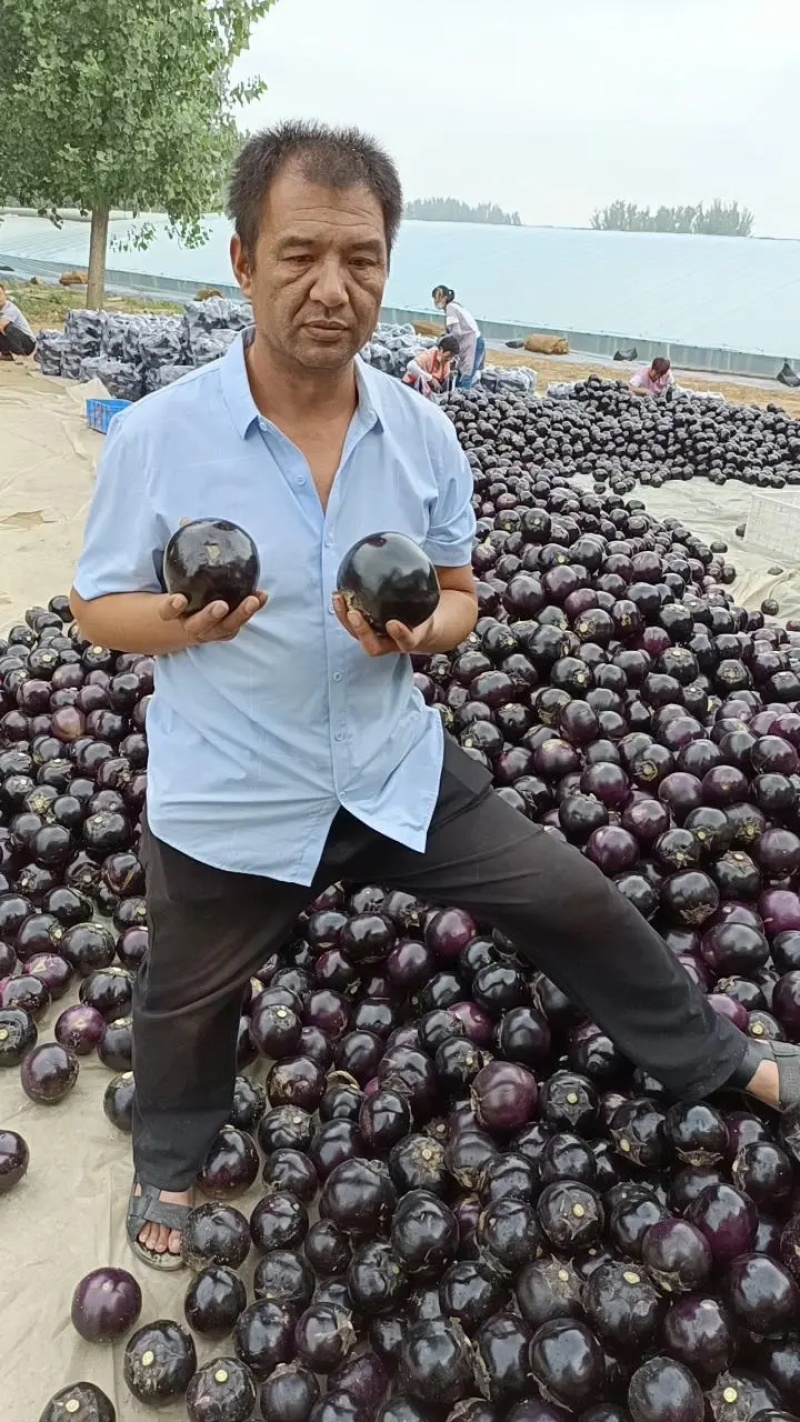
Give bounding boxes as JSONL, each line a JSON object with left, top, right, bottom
{"left": 159, "top": 590, "right": 268, "bottom": 644}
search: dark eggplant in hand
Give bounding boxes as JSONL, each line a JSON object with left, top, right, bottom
{"left": 162, "top": 518, "right": 260, "bottom": 615}
{"left": 337, "top": 532, "right": 440, "bottom": 635}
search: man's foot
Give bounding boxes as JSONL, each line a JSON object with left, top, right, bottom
{"left": 134, "top": 1182, "right": 193, "bottom": 1255}
{"left": 734, "top": 1039, "right": 800, "bottom": 1110}
{"left": 127, "top": 1177, "right": 193, "bottom": 1270}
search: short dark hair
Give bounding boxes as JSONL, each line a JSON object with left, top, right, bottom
{"left": 439, "top": 334, "right": 460, "bottom": 355}
{"left": 651, "top": 356, "right": 671, "bottom": 377}
{"left": 228, "top": 119, "right": 404, "bottom": 262}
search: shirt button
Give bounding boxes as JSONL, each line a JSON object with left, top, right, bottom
{"left": 296, "top": 475, "right": 306, "bottom": 486}
{"left": 333, "top": 671, "right": 343, "bottom": 683}
{"left": 335, "top": 730, "right": 345, "bottom": 742}
{"left": 325, "top": 534, "right": 333, "bottom": 547}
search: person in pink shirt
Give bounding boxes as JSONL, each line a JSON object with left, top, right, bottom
{"left": 630, "top": 356, "right": 674, "bottom": 398}
{"left": 403, "top": 334, "right": 460, "bottom": 397}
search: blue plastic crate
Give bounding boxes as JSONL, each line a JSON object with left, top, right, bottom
{"left": 86, "top": 397, "right": 132, "bottom": 434}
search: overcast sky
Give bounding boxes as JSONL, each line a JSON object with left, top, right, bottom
{"left": 234, "top": 0, "right": 799, "bottom": 238}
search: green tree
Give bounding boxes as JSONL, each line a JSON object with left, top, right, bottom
{"left": 590, "top": 199, "right": 754, "bottom": 237}
{"left": 405, "top": 196, "right": 522, "bottom": 226}
{"left": 0, "top": 0, "right": 275, "bottom": 308}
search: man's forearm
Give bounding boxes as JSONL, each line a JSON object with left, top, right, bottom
{"left": 70, "top": 590, "right": 188, "bottom": 656}
{"left": 417, "top": 588, "right": 478, "bottom": 654}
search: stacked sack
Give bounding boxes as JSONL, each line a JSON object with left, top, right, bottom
{"left": 39, "top": 303, "right": 538, "bottom": 404}
{"left": 361, "top": 322, "right": 538, "bottom": 397}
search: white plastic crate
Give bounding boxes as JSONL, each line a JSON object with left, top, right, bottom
{"left": 744, "top": 490, "right": 800, "bottom": 563}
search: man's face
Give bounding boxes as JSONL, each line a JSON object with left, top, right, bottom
{"left": 231, "top": 164, "right": 388, "bottom": 373}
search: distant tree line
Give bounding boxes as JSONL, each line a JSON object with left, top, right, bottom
{"left": 590, "top": 199, "right": 754, "bottom": 237}
{"left": 405, "top": 197, "right": 522, "bottom": 226}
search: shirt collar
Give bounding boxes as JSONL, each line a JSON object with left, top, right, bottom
{"left": 220, "top": 326, "right": 384, "bottom": 440}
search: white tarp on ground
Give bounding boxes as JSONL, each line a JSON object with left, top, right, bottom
{"left": 3, "top": 365, "right": 800, "bottom": 1419}
{"left": 0, "top": 363, "right": 103, "bottom": 627}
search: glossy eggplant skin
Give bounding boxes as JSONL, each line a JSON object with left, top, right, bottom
{"left": 123, "top": 1319, "right": 197, "bottom": 1406}
{"left": 185, "top": 1357, "right": 257, "bottom": 1422}
{"left": 337, "top": 533, "right": 440, "bottom": 635}
{"left": 38, "top": 1381, "right": 116, "bottom": 1422}
{"left": 162, "top": 519, "right": 260, "bottom": 615}
{"left": 184, "top": 1265, "right": 247, "bottom": 1339}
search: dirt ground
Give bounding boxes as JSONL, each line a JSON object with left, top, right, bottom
{"left": 488, "top": 346, "right": 800, "bottom": 416}
{"left": 7, "top": 278, "right": 800, "bottom": 416}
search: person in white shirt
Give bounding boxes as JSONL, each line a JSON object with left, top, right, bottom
{"left": 0, "top": 284, "right": 36, "bottom": 361}
{"left": 432, "top": 284, "right": 485, "bottom": 388}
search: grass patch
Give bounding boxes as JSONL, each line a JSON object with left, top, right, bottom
{"left": 3, "top": 280, "right": 182, "bottom": 330}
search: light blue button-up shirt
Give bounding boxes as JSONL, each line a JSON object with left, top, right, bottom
{"left": 74, "top": 331, "right": 476, "bottom": 885}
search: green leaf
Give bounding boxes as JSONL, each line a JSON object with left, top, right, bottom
{"left": 0, "top": 0, "right": 278, "bottom": 304}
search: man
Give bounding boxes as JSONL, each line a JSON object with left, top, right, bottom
{"left": 71, "top": 121, "right": 797, "bottom": 1270}
{"left": 0, "top": 284, "right": 36, "bottom": 361}
{"left": 629, "top": 355, "right": 674, "bottom": 398}
{"left": 403, "top": 334, "right": 460, "bottom": 397}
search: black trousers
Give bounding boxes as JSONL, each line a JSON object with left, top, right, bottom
{"left": 0, "top": 325, "right": 35, "bottom": 357}
{"left": 133, "top": 738, "right": 747, "bottom": 1190}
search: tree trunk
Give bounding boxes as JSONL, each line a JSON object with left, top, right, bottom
{"left": 86, "top": 206, "right": 110, "bottom": 309}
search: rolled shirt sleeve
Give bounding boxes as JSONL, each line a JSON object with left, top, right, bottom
{"left": 73, "top": 411, "right": 166, "bottom": 600}
{"left": 423, "top": 421, "right": 477, "bottom": 567}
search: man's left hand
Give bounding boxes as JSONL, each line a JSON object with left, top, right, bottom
{"left": 332, "top": 594, "right": 436, "bottom": 657}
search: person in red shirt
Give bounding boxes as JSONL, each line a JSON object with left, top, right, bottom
{"left": 403, "top": 334, "right": 460, "bottom": 397}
